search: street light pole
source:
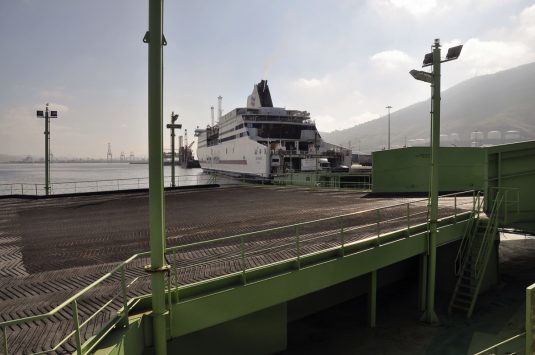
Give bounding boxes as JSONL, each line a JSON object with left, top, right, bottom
{"left": 426, "top": 39, "right": 441, "bottom": 324}
{"left": 386, "top": 105, "right": 392, "bottom": 149}
{"left": 36, "top": 103, "right": 58, "bottom": 196}
{"left": 167, "top": 112, "right": 181, "bottom": 187}
{"left": 144, "top": 0, "right": 167, "bottom": 353}
{"left": 410, "top": 38, "right": 463, "bottom": 324}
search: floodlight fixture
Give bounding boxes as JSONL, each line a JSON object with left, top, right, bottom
{"left": 166, "top": 123, "right": 182, "bottom": 129}
{"left": 36, "top": 110, "right": 44, "bottom": 117}
{"left": 445, "top": 44, "right": 463, "bottom": 60}
{"left": 409, "top": 69, "right": 433, "bottom": 83}
{"left": 423, "top": 53, "right": 433, "bottom": 67}
{"left": 50, "top": 111, "right": 58, "bottom": 118}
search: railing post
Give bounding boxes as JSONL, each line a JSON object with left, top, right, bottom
{"left": 339, "top": 217, "right": 345, "bottom": 256}
{"left": 173, "top": 249, "right": 179, "bottom": 302}
{"left": 120, "top": 266, "right": 129, "bottom": 328}
{"left": 21, "top": 184, "right": 23, "bottom": 195}
{"left": 407, "top": 203, "right": 411, "bottom": 236}
{"left": 526, "top": 287, "right": 533, "bottom": 354}
{"left": 453, "top": 195, "right": 457, "bottom": 221}
{"left": 376, "top": 209, "right": 381, "bottom": 246}
{"left": 71, "top": 300, "right": 83, "bottom": 354}
{"left": 295, "top": 226, "right": 301, "bottom": 269}
{"left": 504, "top": 189, "right": 508, "bottom": 224}
{"left": 35, "top": 184, "right": 38, "bottom": 195}
{"left": 2, "top": 326, "right": 8, "bottom": 355}
{"left": 240, "top": 236, "right": 246, "bottom": 284}
{"left": 167, "top": 268, "right": 172, "bottom": 328}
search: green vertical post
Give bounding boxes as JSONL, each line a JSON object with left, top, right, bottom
{"left": 120, "top": 266, "right": 129, "bottom": 328}
{"left": 2, "top": 326, "right": 8, "bottom": 355}
{"left": 71, "top": 300, "right": 83, "bottom": 354}
{"left": 424, "top": 38, "right": 441, "bottom": 324}
{"left": 369, "top": 270, "right": 377, "bottom": 328}
{"left": 171, "top": 125, "right": 176, "bottom": 187}
{"left": 526, "top": 287, "right": 533, "bottom": 354}
{"left": 146, "top": 0, "right": 167, "bottom": 353}
{"left": 419, "top": 254, "right": 428, "bottom": 311}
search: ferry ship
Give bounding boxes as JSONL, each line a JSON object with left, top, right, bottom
{"left": 195, "top": 80, "right": 351, "bottom": 179}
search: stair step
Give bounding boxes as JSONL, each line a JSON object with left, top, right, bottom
{"left": 461, "top": 276, "right": 476, "bottom": 283}
{"left": 453, "top": 298, "right": 472, "bottom": 306}
{"left": 455, "top": 290, "right": 474, "bottom": 298}
{"left": 458, "top": 283, "right": 476, "bottom": 291}
{"left": 451, "top": 303, "right": 469, "bottom": 311}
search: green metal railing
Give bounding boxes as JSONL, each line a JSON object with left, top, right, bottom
{"left": 474, "top": 281, "right": 535, "bottom": 355}
{"left": 454, "top": 191, "right": 484, "bottom": 276}
{"left": 0, "top": 253, "right": 151, "bottom": 354}
{"left": 473, "top": 332, "right": 526, "bottom": 355}
{"left": 273, "top": 172, "right": 372, "bottom": 190}
{"left": 473, "top": 192, "right": 503, "bottom": 281}
{"left": 0, "top": 191, "right": 478, "bottom": 354}
{"left": 0, "top": 174, "right": 209, "bottom": 196}
{"left": 488, "top": 186, "right": 520, "bottom": 225}
{"left": 526, "top": 283, "right": 535, "bottom": 354}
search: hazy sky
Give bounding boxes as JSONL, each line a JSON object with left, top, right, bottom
{"left": 1, "top": 0, "right": 534, "bottom": 158}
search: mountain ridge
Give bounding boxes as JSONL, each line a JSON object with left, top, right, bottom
{"left": 321, "top": 61, "right": 535, "bottom": 152}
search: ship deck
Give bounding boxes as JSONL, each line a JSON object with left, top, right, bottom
{"left": 0, "top": 186, "right": 454, "bottom": 353}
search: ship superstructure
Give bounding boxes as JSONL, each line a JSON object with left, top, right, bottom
{"left": 195, "top": 80, "right": 351, "bottom": 178}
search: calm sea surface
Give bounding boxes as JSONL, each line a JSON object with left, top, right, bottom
{"left": 0, "top": 163, "right": 205, "bottom": 194}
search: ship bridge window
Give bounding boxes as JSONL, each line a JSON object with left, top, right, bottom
{"left": 255, "top": 123, "right": 307, "bottom": 140}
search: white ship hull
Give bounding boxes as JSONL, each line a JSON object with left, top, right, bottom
{"left": 195, "top": 80, "right": 351, "bottom": 179}
{"left": 197, "top": 136, "right": 270, "bottom": 178}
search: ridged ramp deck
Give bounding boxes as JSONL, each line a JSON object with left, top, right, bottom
{"left": 0, "top": 186, "right": 474, "bottom": 353}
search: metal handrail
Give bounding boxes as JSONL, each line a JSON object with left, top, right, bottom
{"left": 0, "top": 190, "right": 477, "bottom": 354}
{"left": 454, "top": 191, "right": 483, "bottom": 276}
{"left": 0, "top": 174, "right": 209, "bottom": 196}
{"left": 474, "top": 192, "right": 504, "bottom": 279}
{"left": 473, "top": 332, "right": 526, "bottom": 355}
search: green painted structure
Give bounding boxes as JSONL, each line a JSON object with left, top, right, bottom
{"left": 486, "top": 140, "right": 535, "bottom": 234}
{"left": 372, "top": 147, "right": 487, "bottom": 193}
{"left": 94, "top": 213, "right": 473, "bottom": 354}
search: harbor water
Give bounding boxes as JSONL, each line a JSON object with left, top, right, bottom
{"left": 0, "top": 163, "right": 205, "bottom": 195}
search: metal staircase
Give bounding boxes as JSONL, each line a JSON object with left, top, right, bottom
{"left": 449, "top": 191, "right": 504, "bottom": 318}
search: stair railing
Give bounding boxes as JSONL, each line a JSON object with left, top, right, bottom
{"left": 473, "top": 191, "right": 504, "bottom": 280}
{"left": 454, "top": 191, "right": 483, "bottom": 276}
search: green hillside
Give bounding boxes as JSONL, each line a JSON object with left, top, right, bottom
{"left": 322, "top": 62, "right": 535, "bottom": 152}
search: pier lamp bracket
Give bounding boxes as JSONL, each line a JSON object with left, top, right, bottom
{"left": 142, "top": 31, "right": 167, "bottom": 46}
{"left": 144, "top": 264, "right": 171, "bottom": 274}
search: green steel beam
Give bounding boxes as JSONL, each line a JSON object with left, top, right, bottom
{"left": 146, "top": 0, "right": 167, "bottom": 353}
{"left": 166, "top": 220, "right": 468, "bottom": 337}
{"left": 369, "top": 270, "right": 377, "bottom": 328}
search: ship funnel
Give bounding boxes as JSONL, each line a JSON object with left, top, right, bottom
{"left": 210, "top": 106, "right": 214, "bottom": 127}
{"left": 247, "top": 80, "right": 273, "bottom": 108}
{"left": 217, "top": 96, "right": 223, "bottom": 121}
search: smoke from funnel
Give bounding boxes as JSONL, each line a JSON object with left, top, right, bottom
{"left": 217, "top": 96, "right": 223, "bottom": 121}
